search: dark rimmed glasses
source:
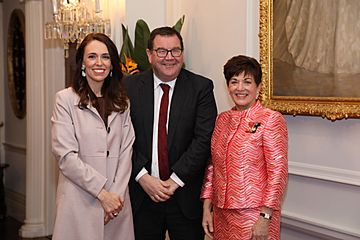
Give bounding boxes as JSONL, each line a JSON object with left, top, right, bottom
{"left": 153, "top": 48, "right": 183, "bottom": 58}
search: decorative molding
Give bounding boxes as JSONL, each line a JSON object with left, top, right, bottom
{"left": 282, "top": 210, "right": 360, "bottom": 240}
{"left": 19, "top": 0, "right": 47, "bottom": 238}
{"left": 289, "top": 161, "right": 360, "bottom": 187}
{"left": 5, "top": 188, "right": 25, "bottom": 222}
{"left": 3, "top": 141, "right": 26, "bottom": 154}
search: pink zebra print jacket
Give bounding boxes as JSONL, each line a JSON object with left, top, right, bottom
{"left": 201, "top": 101, "right": 288, "bottom": 210}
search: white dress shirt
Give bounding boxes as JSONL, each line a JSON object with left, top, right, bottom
{"left": 135, "top": 74, "right": 184, "bottom": 187}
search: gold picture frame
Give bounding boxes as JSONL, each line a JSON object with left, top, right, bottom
{"left": 259, "top": 0, "right": 360, "bottom": 121}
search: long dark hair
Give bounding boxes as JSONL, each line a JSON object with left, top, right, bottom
{"left": 72, "top": 33, "right": 128, "bottom": 114}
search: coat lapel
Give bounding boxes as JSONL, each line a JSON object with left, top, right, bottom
{"left": 85, "top": 98, "right": 113, "bottom": 126}
{"left": 168, "top": 70, "right": 187, "bottom": 148}
{"left": 82, "top": 99, "right": 103, "bottom": 121}
{"left": 107, "top": 111, "right": 119, "bottom": 126}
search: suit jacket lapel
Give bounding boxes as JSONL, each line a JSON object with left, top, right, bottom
{"left": 168, "top": 70, "right": 187, "bottom": 148}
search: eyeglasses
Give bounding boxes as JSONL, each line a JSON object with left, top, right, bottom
{"left": 153, "top": 48, "right": 183, "bottom": 58}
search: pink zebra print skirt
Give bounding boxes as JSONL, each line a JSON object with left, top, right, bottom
{"left": 212, "top": 206, "right": 281, "bottom": 240}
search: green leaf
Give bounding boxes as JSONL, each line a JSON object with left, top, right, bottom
{"left": 133, "top": 19, "right": 151, "bottom": 71}
{"left": 119, "top": 24, "right": 134, "bottom": 64}
{"left": 173, "top": 15, "right": 185, "bottom": 33}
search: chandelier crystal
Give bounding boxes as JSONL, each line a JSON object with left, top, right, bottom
{"left": 45, "top": 0, "right": 111, "bottom": 57}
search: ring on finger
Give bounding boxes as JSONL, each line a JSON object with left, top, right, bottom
{"left": 113, "top": 212, "right": 118, "bottom": 217}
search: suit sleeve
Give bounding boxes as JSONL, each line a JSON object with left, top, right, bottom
{"left": 172, "top": 80, "right": 217, "bottom": 183}
{"left": 262, "top": 111, "right": 288, "bottom": 210}
{"left": 131, "top": 147, "right": 149, "bottom": 178}
{"left": 123, "top": 76, "right": 151, "bottom": 178}
{"left": 51, "top": 92, "right": 107, "bottom": 198}
{"left": 109, "top": 106, "right": 135, "bottom": 197}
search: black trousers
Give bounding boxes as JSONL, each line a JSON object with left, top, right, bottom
{"left": 133, "top": 195, "right": 204, "bottom": 240}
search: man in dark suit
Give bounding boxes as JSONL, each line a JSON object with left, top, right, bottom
{"left": 124, "top": 27, "right": 217, "bottom": 240}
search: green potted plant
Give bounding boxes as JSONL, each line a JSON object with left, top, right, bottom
{"left": 120, "top": 15, "right": 185, "bottom": 74}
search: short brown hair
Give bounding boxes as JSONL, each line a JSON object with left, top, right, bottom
{"left": 148, "top": 26, "right": 184, "bottom": 50}
{"left": 223, "top": 55, "right": 262, "bottom": 86}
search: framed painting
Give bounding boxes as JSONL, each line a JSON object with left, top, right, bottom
{"left": 259, "top": 0, "right": 360, "bottom": 121}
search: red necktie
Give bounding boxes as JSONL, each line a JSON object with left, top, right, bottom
{"left": 158, "top": 84, "right": 170, "bottom": 180}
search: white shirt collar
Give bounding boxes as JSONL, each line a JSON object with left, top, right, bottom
{"left": 153, "top": 73, "right": 176, "bottom": 90}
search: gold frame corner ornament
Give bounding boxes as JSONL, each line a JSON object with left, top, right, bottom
{"left": 258, "top": 0, "right": 360, "bottom": 121}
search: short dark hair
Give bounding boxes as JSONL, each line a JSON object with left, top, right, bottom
{"left": 223, "top": 55, "right": 262, "bottom": 86}
{"left": 147, "top": 26, "right": 184, "bottom": 50}
{"left": 73, "top": 33, "right": 128, "bottom": 114}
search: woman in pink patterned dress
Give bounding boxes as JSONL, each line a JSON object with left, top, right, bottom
{"left": 201, "top": 55, "right": 288, "bottom": 240}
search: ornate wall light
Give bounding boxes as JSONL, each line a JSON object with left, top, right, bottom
{"left": 44, "top": 0, "right": 111, "bottom": 57}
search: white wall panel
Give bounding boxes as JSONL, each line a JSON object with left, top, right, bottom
{"left": 175, "top": 0, "right": 253, "bottom": 113}
{"left": 286, "top": 115, "right": 360, "bottom": 171}
{"left": 282, "top": 174, "right": 360, "bottom": 239}
{"left": 124, "top": 0, "right": 166, "bottom": 42}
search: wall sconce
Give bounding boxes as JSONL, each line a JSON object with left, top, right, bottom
{"left": 44, "top": 0, "right": 111, "bottom": 57}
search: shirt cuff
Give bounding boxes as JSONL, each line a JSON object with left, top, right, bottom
{"left": 135, "top": 168, "right": 148, "bottom": 182}
{"left": 170, "top": 173, "right": 185, "bottom": 187}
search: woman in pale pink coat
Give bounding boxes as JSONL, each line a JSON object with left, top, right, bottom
{"left": 201, "top": 55, "right": 288, "bottom": 240}
{"left": 51, "top": 33, "right": 135, "bottom": 240}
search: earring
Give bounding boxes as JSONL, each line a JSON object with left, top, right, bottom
{"left": 81, "top": 65, "right": 86, "bottom": 77}
{"left": 109, "top": 65, "right": 113, "bottom": 77}
{"left": 110, "top": 71, "right": 113, "bottom": 77}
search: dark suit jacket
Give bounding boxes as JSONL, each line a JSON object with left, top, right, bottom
{"left": 123, "top": 68, "right": 217, "bottom": 219}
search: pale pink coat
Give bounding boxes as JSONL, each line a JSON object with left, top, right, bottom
{"left": 51, "top": 87, "right": 135, "bottom": 240}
